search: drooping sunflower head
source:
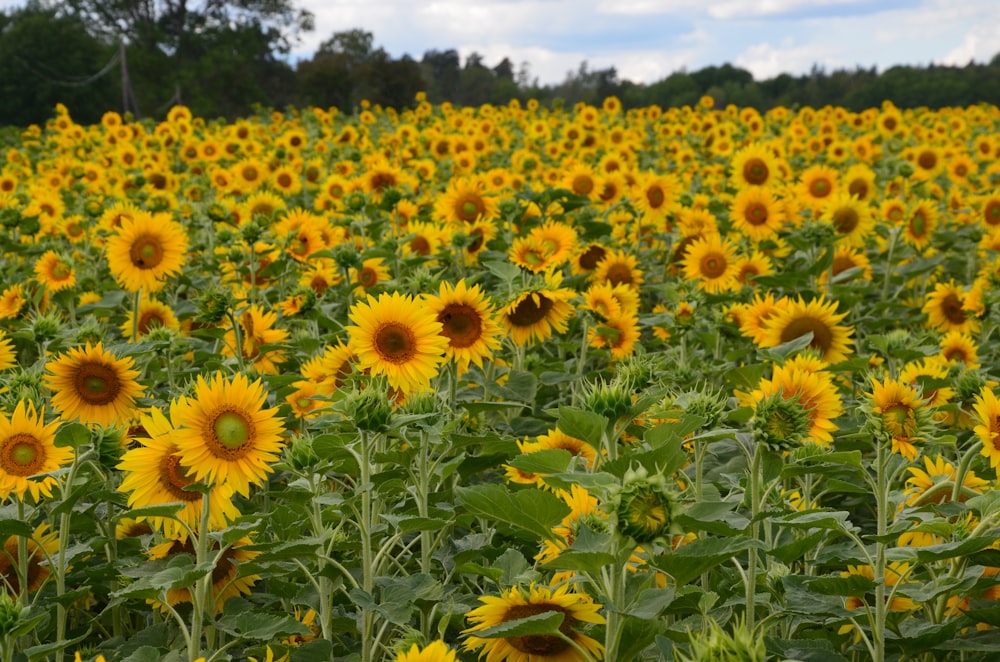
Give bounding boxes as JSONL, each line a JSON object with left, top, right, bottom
{"left": 43, "top": 342, "right": 145, "bottom": 428}
{"left": 867, "top": 376, "right": 931, "bottom": 460}
{"left": 463, "top": 583, "right": 605, "bottom": 661}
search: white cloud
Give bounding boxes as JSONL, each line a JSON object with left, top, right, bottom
{"left": 735, "top": 40, "right": 843, "bottom": 80}
{"left": 939, "top": 27, "right": 1000, "bottom": 66}
{"left": 707, "top": 0, "right": 864, "bottom": 20}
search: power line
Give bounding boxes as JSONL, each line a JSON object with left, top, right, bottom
{"left": 12, "top": 47, "right": 120, "bottom": 87}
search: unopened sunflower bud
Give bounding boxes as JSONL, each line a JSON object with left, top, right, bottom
{"left": 83, "top": 196, "right": 104, "bottom": 217}
{"left": 752, "top": 392, "right": 810, "bottom": 452}
{"left": 607, "top": 465, "right": 681, "bottom": 544}
{"left": 333, "top": 245, "right": 363, "bottom": 271}
{"left": 241, "top": 218, "right": 267, "bottom": 244}
{"left": 582, "top": 377, "right": 632, "bottom": 422}
{"left": 31, "top": 312, "right": 62, "bottom": 343}
{"left": 288, "top": 434, "right": 319, "bottom": 470}
{"left": 346, "top": 383, "right": 393, "bottom": 432}
{"left": 677, "top": 616, "right": 766, "bottom": 662}
{"left": 195, "top": 288, "right": 235, "bottom": 326}
{"left": 0, "top": 592, "right": 23, "bottom": 637}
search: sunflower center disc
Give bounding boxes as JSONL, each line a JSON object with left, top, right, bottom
{"left": 646, "top": 186, "right": 665, "bottom": 207}
{"left": 74, "top": 362, "right": 120, "bottom": 405}
{"left": 440, "top": 304, "right": 482, "bottom": 348}
{"left": 509, "top": 294, "right": 554, "bottom": 327}
{"left": 504, "top": 604, "right": 572, "bottom": 655}
{"left": 296, "top": 397, "right": 312, "bottom": 410}
{"left": 743, "top": 158, "right": 769, "bottom": 185}
{"left": 883, "top": 404, "right": 916, "bottom": 438}
{"left": 53, "top": 263, "right": 71, "bottom": 279}
{"left": 375, "top": 323, "right": 416, "bottom": 363}
{"left": 780, "top": 316, "right": 833, "bottom": 354}
{"left": 460, "top": 201, "right": 480, "bottom": 220}
{"left": 129, "top": 235, "right": 164, "bottom": 269}
{"left": 214, "top": 411, "right": 251, "bottom": 449}
{"left": 11, "top": 440, "right": 38, "bottom": 468}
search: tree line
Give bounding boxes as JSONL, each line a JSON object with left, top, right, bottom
{"left": 3, "top": 0, "right": 1000, "bottom": 128}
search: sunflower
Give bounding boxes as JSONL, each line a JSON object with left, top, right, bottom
{"left": 922, "top": 281, "right": 979, "bottom": 334}
{"left": 0, "top": 522, "right": 58, "bottom": 596}
{"left": 938, "top": 331, "right": 980, "bottom": 368}
{"left": 796, "top": 164, "right": 839, "bottom": 212}
{"left": 301, "top": 341, "right": 356, "bottom": 393}
{"left": 434, "top": 176, "right": 498, "bottom": 225}
{"left": 233, "top": 156, "right": 267, "bottom": 191}
{"left": 631, "top": 171, "right": 680, "bottom": 223}
{"left": 463, "top": 583, "right": 605, "bottom": 662}
{"left": 734, "top": 252, "right": 774, "bottom": 287}
{"left": 823, "top": 246, "right": 872, "bottom": 284}
{"left": 147, "top": 535, "right": 260, "bottom": 613}
{"left": 841, "top": 562, "right": 916, "bottom": 616}
{"left": 0, "top": 401, "right": 71, "bottom": 501}
{"left": 222, "top": 305, "right": 290, "bottom": 374}
{"left": 978, "top": 192, "right": 1000, "bottom": 228}
{"left": 903, "top": 199, "right": 938, "bottom": 250}
{"left": 739, "top": 364, "right": 843, "bottom": 446}
{"left": 533, "top": 429, "right": 598, "bottom": 469}
{"left": 34, "top": 250, "right": 76, "bottom": 292}
{"left": 529, "top": 221, "right": 579, "bottom": 267}
{"left": 588, "top": 314, "right": 640, "bottom": 360}
{"left": 0, "top": 284, "right": 26, "bottom": 319}
{"left": 843, "top": 164, "right": 877, "bottom": 203}
{"left": 583, "top": 282, "right": 624, "bottom": 321}
{"left": 730, "top": 142, "right": 782, "bottom": 189}
{"left": 461, "top": 218, "right": 497, "bottom": 265}
{"left": 536, "top": 484, "right": 604, "bottom": 564}
{"left": 351, "top": 257, "right": 392, "bottom": 294}
{"left": 396, "top": 641, "right": 458, "bottom": 662}
{"left": 43, "top": 342, "right": 144, "bottom": 427}
{"left": 105, "top": 210, "right": 188, "bottom": 293}
{"left": 119, "top": 298, "right": 181, "bottom": 339}
{"left": 170, "top": 372, "right": 285, "bottom": 497}
{"left": 0, "top": 330, "right": 15, "bottom": 371}
{"left": 972, "top": 388, "right": 1000, "bottom": 469}
{"left": 591, "top": 249, "right": 644, "bottom": 290}
{"left": 510, "top": 236, "right": 556, "bottom": 273}
{"left": 500, "top": 277, "right": 576, "bottom": 346}
{"left": 681, "top": 234, "right": 739, "bottom": 294}
{"left": 821, "top": 193, "right": 874, "bottom": 247}
{"left": 904, "top": 454, "right": 987, "bottom": 506}
{"left": 868, "top": 377, "right": 927, "bottom": 461}
{"left": 729, "top": 186, "right": 783, "bottom": 241}
{"left": 117, "top": 408, "right": 240, "bottom": 540}
{"left": 423, "top": 280, "right": 502, "bottom": 373}
{"left": 571, "top": 243, "right": 609, "bottom": 276}
{"left": 759, "top": 296, "right": 854, "bottom": 364}
{"left": 347, "top": 291, "right": 448, "bottom": 394}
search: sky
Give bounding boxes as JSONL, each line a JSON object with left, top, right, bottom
{"left": 5, "top": 0, "right": 1000, "bottom": 86}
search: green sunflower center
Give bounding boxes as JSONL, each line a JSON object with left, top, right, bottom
{"left": 883, "top": 403, "right": 917, "bottom": 439}
{"left": 129, "top": 235, "right": 165, "bottom": 270}
{"left": 460, "top": 201, "right": 480, "bottom": 221}
{"left": 74, "top": 362, "right": 121, "bottom": 405}
{"left": 213, "top": 411, "right": 252, "bottom": 450}
{"left": 3, "top": 434, "right": 44, "bottom": 475}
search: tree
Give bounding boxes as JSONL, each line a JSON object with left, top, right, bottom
{"left": 0, "top": 3, "right": 116, "bottom": 126}
{"left": 55, "top": 0, "right": 313, "bottom": 118}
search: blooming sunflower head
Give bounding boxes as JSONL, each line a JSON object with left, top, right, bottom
{"left": 42, "top": 342, "right": 145, "bottom": 428}
{"left": 104, "top": 210, "right": 189, "bottom": 293}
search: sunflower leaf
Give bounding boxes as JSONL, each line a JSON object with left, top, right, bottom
{"left": 507, "top": 449, "right": 572, "bottom": 474}
{"left": 215, "top": 612, "right": 312, "bottom": 640}
{"left": 469, "top": 610, "right": 565, "bottom": 639}
{"left": 119, "top": 503, "right": 186, "bottom": 522}
{"left": 651, "top": 535, "right": 762, "bottom": 585}
{"left": 54, "top": 422, "right": 91, "bottom": 448}
{"left": 456, "top": 484, "right": 569, "bottom": 542}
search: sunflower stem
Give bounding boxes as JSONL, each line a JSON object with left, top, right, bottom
{"left": 880, "top": 226, "right": 899, "bottom": 303}
{"left": 15, "top": 500, "right": 28, "bottom": 609}
{"left": 130, "top": 288, "right": 141, "bottom": 343}
{"left": 226, "top": 308, "right": 247, "bottom": 373}
{"left": 872, "top": 438, "right": 889, "bottom": 662}
{"left": 602, "top": 544, "right": 628, "bottom": 661}
{"left": 951, "top": 439, "right": 982, "bottom": 503}
{"left": 189, "top": 485, "right": 214, "bottom": 662}
{"left": 745, "top": 441, "right": 762, "bottom": 636}
{"left": 358, "top": 429, "right": 378, "bottom": 662}
{"left": 308, "top": 474, "right": 334, "bottom": 641}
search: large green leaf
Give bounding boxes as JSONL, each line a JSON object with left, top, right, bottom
{"left": 456, "top": 484, "right": 570, "bottom": 541}
{"left": 468, "top": 610, "right": 564, "bottom": 639}
{"left": 652, "top": 535, "right": 762, "bottom": 585}
{"left": 215, "top": 611, "right": 312, "bottom": 640}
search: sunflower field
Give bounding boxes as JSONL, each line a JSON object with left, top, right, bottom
{"left": 2, "top": 93, "right": 1000, "bottom": 662}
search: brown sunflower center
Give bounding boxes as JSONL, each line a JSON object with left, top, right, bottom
{"left": 358, "top": 267, "right": 379, "bottom": 289}
{"left": 917, "top": 151, "right": 937, "bottom": 170}
{"left": 467, "top": 228, "right": 486, "bottom": 254}
{"left": 699, "top": 253, "right": 728, "bottom": 279}
{"left": 129, "top": 235, "right": 165, "bottom": 270}
{"left": 369, "top": 172, "right": 396, "bottom": 192}
{"left": 940, "top": 293, "right": 966, "bottom": 325}
{"left": 209, "top": 410, "right": 254, "bottom": 453}
{"left": 454, "top": 194, "right": 485, "bottom": 222}
{"left": 605, "top": 263, "right": 634, "bottom": 286}
{"left": 832, "top": 255, "right": 859, "bottom": 277}
{"left": 578, "top": 245, "right": 607, "bottom": 271}
{"left": 848, "top": 179, "right": 869, "bottom": 200}
{"left": 438, "top": 304, "right": 483, "bottom": 349}
{"left": 503, "top": 604, "right": 573, "bottom": 655}
{"left": 745, "top": 202, "right": 769, "bottom": 225}
{"left": 138, "top": 311, "right": 166, "bottom": 335}
{"left": 2, "top": 434, "right": 45, "bottom": 476}
{"left": 508, "top": 294, "right": 554, "bottom": 327}
{"left": 409, "top": 236, "right": 431, "bottom": 256}
{"left": 646, "top": 185, "right": 665, "bottom": 208}
{"left": 833, "top": 207, "right": 860, "bottom": 234}
{"left": 809, "top": 178, "right": 831, "bottom": 199}
{"left": 159, "top": 452, "right": 202, "bottom": 502}
{"left": 374, "top": 322, "right": 417, "bottom": 364}
{"left": 984, "top": 201, "right": 1000, "bottom": 226}
{"left": 742, "top": 158, "right": 769, "bottom": 185}
{"left": 780, "top": 316, "right": 833, "bottom": 354}
{"left": 909, "top": 211, "right": 929, "bottom": 238}
{"left": 572, "top": 175, "right": 594, "bottom": 196}
{"left": 943, "top": 346, "right": 969, "bottom": 364}
{"left": 74, "top": 362, "right": 122, "bottom": 405}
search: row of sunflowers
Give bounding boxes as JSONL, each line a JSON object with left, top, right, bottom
{"left": 2, "top": 93, "right": 1000, "bottom": 661}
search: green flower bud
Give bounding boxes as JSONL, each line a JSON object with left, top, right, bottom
{"left": 333, "top": 245, "right": 363, "bottom": 271}
{"left": 194, "top": 288, "right": 235, "bottom": 326}
{"left": 288, "top": 434, "right": 319, "bottom": 471}
{"left": 608, "top": 465, "right": 681, "bottom": 544}
{"left": 345, "top": 383, "right": 393, "bottom": 433}
{"left": 582, "top": 377, "right": 633, "bottom": 422}
{"left": 346, "top": 191, "right": 367, "bottom": 211}
{"left": 207, "top": 203, "right": 230, "bottom": 224}
{"left": 677, "top": 615, "right": 766, "bottom": 662}
{"left": 241, "top": 218, "right": 267, "bottom": 244}
{"left": 752, "top": 392, "right": 810, "bottom": 452}
{"left": 0, "top": 592, "right": 23, "bottom": 637}
{"left": 30, "top": 312, "right": 63, "bottom": 343}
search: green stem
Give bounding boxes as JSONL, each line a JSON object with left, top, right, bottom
{"left": 872, "top": 440, "right": 889, "bottom": 662}
{"left": 746, "top": 443, "right": 762, "bottom": 635}
{"left": 189, "top": 486, "right": 214, "bottom": 662}
{"left": 226, "top": 309, "right": 247, "bottom": 373}
{"left": 602, "top": 552, "right": 627, "bottom": 661}
{"left": 130, "top": 288, "right": 141, "bottom": 342}
{"left": 880, "top": 227, "right": 899, "bottom": 303}
{"left": 358, "top": 430, "right": 377, "bottom": 662}
{"left": 951, "top": 440, "right": 982, "bottom": 503}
